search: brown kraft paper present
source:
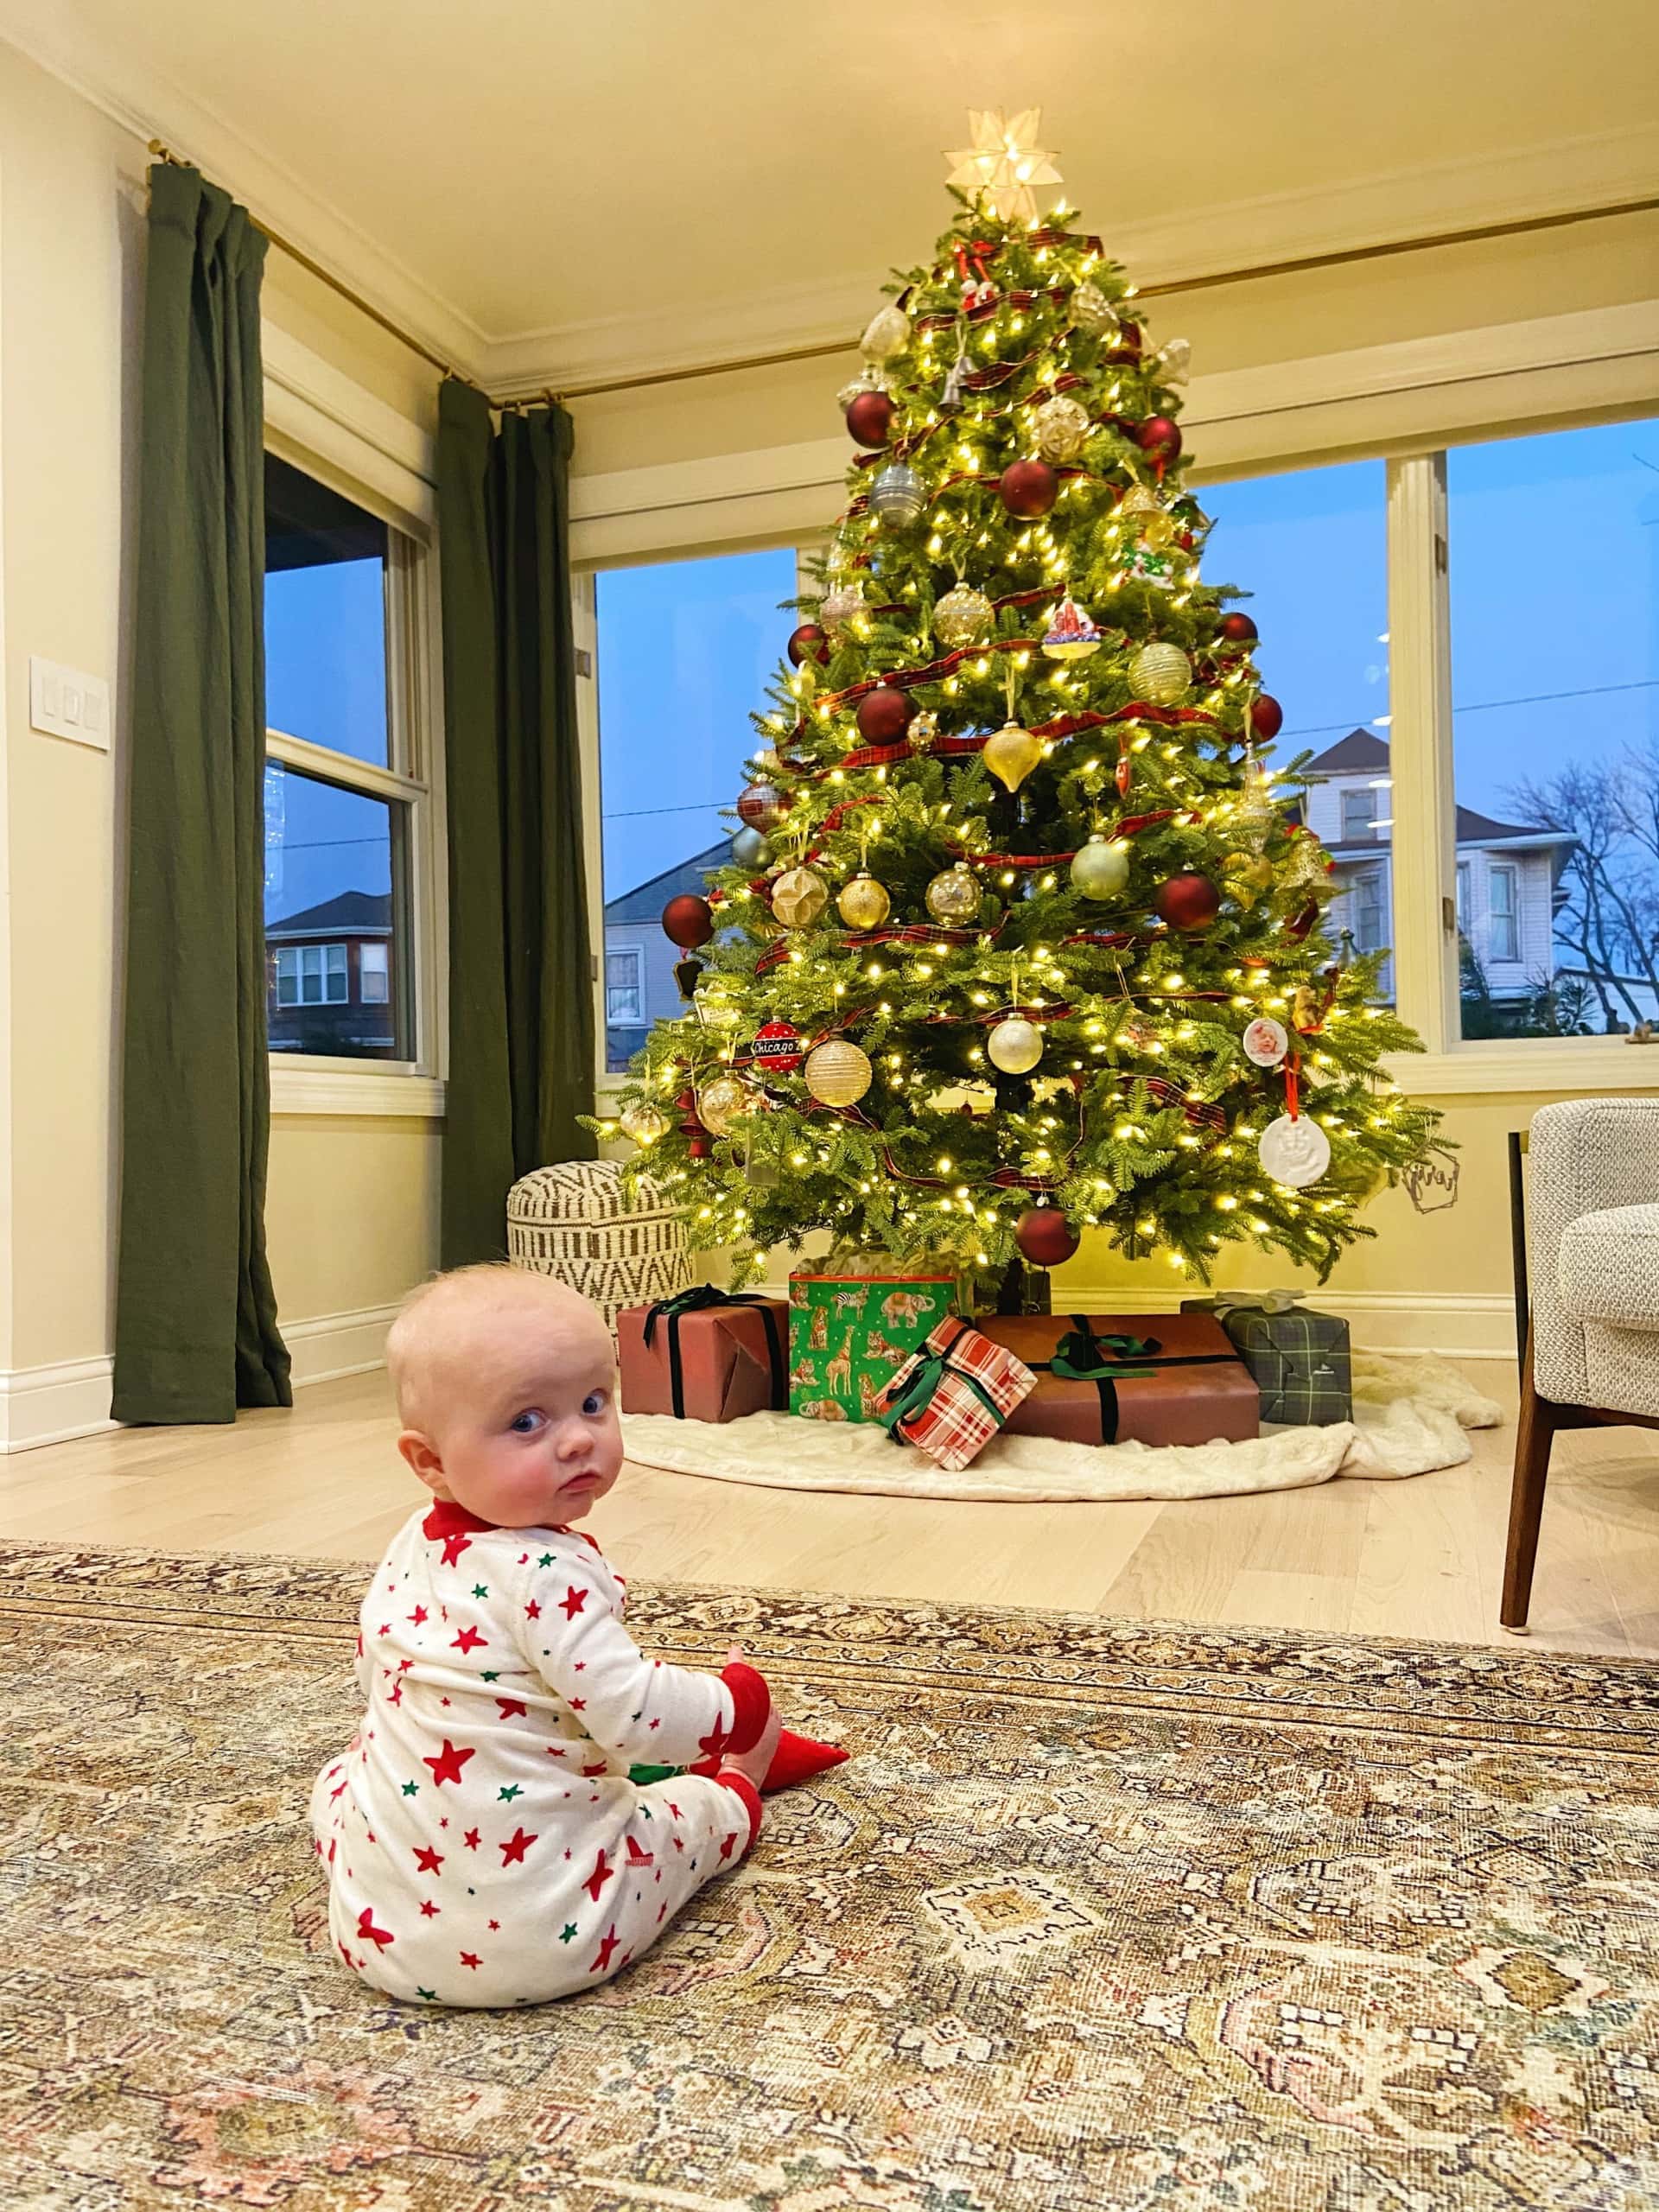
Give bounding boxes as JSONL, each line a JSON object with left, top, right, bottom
{"left": 617, "top": 1288, "right": 791, "bottom": 1422}
{"left": 976, "top": 1311, "right": 1258, "bottom": 1446}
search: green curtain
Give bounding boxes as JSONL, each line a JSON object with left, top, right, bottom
{"left": 436, "top": 379, "right": 595, "bottom": 1267}
{"left": 111, "top": 164, "right": 290, "bottom": 1424}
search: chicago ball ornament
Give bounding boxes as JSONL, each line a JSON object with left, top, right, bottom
{"left": 751, "top": 1017, "right": 804, "bottom": 1074}
{"left": 661, "top": 893, "right": 715, "bottom": 949}
{"left": 932, "top": 581, "right": 994, "bottom": 649}
{"left": 618, "top": 1101, "right": 667, "bottom": 1148}
{"left": 737, "top": 780, "right": 787, "bottom": 831}
{"left": 925, "top": 863, "right": 981, "bottom": 925}
{"left": 1033, "top": 392, "right": 1091, "bottom": 463}
{"left": 860, "top": 302, "right": 912, "bottom": 361}
{"left": 819, "top": 581, "right": 865, "bottom": 640}
{"left": 695, "top": 1074, "right": 756, "bottom": 1139}
{"left": 1155, "top": 872, "right": 1222, "bottom": 931}
{"left": 988, "top": 1017, "right": 1044, "bottom": 1075}
{"left": 804, "top": 1039, "right": 873, "bottom": 1107}
{"left": 836, "top": 873, "right": 891, "bottom": 931}
{"left": 1250, "top": 693, "right": 1285, "bottom": 741}
{"left": 1258, "top": 1112, "right": 1332, "bottom": 1189}
{"left": 845, "top": 389, "right": 895, "bottom": 449}
{"left": 1135, "top": 415, "right": 1182, "bottom": 467}
{"left": 999, "top": 458, "right": 1059, "bottom": 519}
{"left": 982, "top": 721, "right": 1045, "bottom": 793}
{"left": 855, "top": 684, "right": 916, "bottom": 745}
{"left": 771, "top": 866, "right": 829, "bottom": 929}
{"left": 731, "top": 824, "right": 772, "bottom": 869}
{"left": 786, "top": 622, "right": 830, "bottom": 667}
{"left": 1128, "top": 641, "right": 1192, "bottom": 704}
{"left": 1070, "top": 834, "right": 1130, "bottom": 901}
{"left": 1217, "top": 610, "right": 1258, "bottom": 645}
{"left": 1069, "top": 280, "right": 1120, "bottom": 338}
{"left": 1014, "top": 1205, "right": 1080, "bottom": 1268}
{"left": 869, "top": 463, "right": 925, "bottom": 527}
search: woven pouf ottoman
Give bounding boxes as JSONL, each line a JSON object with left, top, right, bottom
{"left": 506, "top": 1160, "right": 690, "bottom": 1332}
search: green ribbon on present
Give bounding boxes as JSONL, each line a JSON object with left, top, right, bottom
{"left": 876, "top": 1324, "right": 1006, "bottom": 1447}
{"left": 1048, "top": 1324, "right": 1162, "bottom": 1382}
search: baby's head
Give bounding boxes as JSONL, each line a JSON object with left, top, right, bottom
{"left": 386, "top": 1266, "right": 622, "bottom": 1529}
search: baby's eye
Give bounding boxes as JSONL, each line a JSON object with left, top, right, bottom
{"left": 582, "top": 1390, "right": 607, "bottom": 1417}
{"left": 509, "top": 1409, "right": 546, "bottom": 1435}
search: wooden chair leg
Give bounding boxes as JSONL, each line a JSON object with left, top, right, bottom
{"left": 1501, "top": 1325, "right": 1557, "bottom": 1633}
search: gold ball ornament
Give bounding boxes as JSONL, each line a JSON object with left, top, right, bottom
{"left": 933, "top": 582, "right": 994, "bottom": 650}
{"left": 860, "top": 303, "right": 912, "bottom": 362}
{"left": 1069, "top": 280, "right": 1121, "bottom": 339}
{"left": 836, "top": 873, "right": 891, "bottom": 931}
{"left": 819, "top": 582, "right": 865, "bottom": 641}
{"left": 695, "top": 1074, "right": 756, "bottom": 1138}
{"left": 804, "top": 1039, "right": 873, "bottom": 1108}
{"left": 982, "top": 722, "right": 1045, "bottom": 794}
{"left": 925, "top": 863, "right": 982, "bottom": 925}
{"left": 1033, "top": 393, "right": 1091, "bottom": 464}
{"left": 771, "top": 866, "right": 830, "bottom": 929}
{"left": 618, "top": 1102, "right": 667, "bottom": 1147}
{"left": 988, "top": 1017, "right": 1045, "bottom": 1075}
{"left": 1070, "top": 834, "right": 1131, "bottom": 900}
{"left": 1128, "top": 642, "right": 1192, "bottom": 705}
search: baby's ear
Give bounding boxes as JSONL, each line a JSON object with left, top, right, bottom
{"left": 397, "top": 1429, "right": 446, "bottom": 1494}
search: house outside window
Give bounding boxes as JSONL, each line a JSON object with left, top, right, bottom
{"left": 1457, "top": 861, "right": 1471, "bottom": 934}
{"left": 1341, "top": 787, "right": 1378, "bottom": 842}
{"left": 1351, "top": 867, "right": 1386, "bottom": 953}
{"left": 1490, "top": 864, "right": 1520, "bottom": 963}
{"left": 607, "top": 948, "right": 645, "bottom": 1024}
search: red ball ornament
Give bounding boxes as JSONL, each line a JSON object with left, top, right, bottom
{"left": 855, "top": 685, "right": 916, "bottom": 744}
{"left": 787, "top": 622, "right": 830, "bottom": 667}
{"left": 737, "top": 781, "right": 788, "bottom": 831}
{"left": 1217, "top": 611, "right": 1258, "bottom": 645}
{"left": 999, "top": 459, "right": 1059, "bottom": 518}
{"left": 844, "top": 390, "right": 895, "bottom": 449}
{"left": 751, "top": 1018, "right": 804, "bottom": 1075}
{"left": 677, "top": 1085, "right": 711, "bottom": 1161}
{"left": 1249, "top": 693, "right": 1284, "bottom": 741}
{"left": 1155, "top": 873, "right": 1222, "bottom": 931}
{"left": 661, "top": 893, "right": 715, "bottom": 949}
{"left": 1136, "top": 415, "right": 1182, "bottom": 465}
{"left": 1015, "top": 1205, "right": 1081, "bottom": 1268}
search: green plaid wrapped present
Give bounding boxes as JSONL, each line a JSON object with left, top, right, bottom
{"left": 1181, "top": 1293, "right": 1351, "bottom": 1425}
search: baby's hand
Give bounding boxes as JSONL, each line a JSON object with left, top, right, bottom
{"left": 721, "top": 1701, "right": 782, "bottom": 1791}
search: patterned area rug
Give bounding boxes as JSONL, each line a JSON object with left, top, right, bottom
{"left": 4, "top": 1544, "right": 1659, "bottom": 2211}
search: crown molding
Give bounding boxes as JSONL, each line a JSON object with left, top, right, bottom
{"left": 0, "top": 1, "right": 487, "bottom": 382}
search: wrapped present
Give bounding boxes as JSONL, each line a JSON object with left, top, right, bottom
{"left": 617, "top": 1286, "right": 789, "bottom": 1422}
{"left": 978, "top": 1311, "right": 1258, "bottom": 1446}
{"left": 1182, "top": 1292, "right": 1351, "bottom": 1424}
{"left": 788, "top": 1262, "right": 959, "bottom": 1422}
{"left": 875, "top": 1317, "right": 1037, "bottom": 1471}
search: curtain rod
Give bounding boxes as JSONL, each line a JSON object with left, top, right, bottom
{"left": 148, "top": 144, "right": 1656, "bottom": 409}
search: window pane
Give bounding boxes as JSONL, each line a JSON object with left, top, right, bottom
{"left": 264, "top": 452, "right": 391, "bottom": 768}
{"left": 1201, "top": 461, "right": 1393, "bottom": 997}
{"left": 1451, "top": 418, "right": 1659, "bottom": 1039}
{"left": 596, "top": 547, "right": 798, "bottom": 1073}
{"left": 264, "top": 763, "right": 410, "bottom": 1059}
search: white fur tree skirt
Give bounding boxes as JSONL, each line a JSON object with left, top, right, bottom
{"left": 620, "top": 1350, "right": 1503, "bottom": 1505}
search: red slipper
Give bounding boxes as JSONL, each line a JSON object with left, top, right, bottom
{"left": 762, "top": 1728, "right": 849, "bottom": 1794}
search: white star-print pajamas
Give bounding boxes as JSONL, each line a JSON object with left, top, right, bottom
{"left": 310, "top": 1502, "right": 771, "bottom": 2007}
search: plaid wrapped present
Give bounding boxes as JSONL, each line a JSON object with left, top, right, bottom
{"left": 1181, "top": 1292, "right": 1351, "bottom": 1425}
{"left": 874, "top": 1316, "right": 1037, "bottom": 1471}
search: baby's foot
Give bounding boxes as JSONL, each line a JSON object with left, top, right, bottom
{"left": 721, "top": 1702, "right": 783, "bottom": 1791}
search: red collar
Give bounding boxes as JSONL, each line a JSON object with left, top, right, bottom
{"left": 421, "top": 1501, "right": 499, "bottom": 1541}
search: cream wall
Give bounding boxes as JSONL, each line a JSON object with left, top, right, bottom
{"left": 0, "top": 41, "right": 442, "bottom": 1404}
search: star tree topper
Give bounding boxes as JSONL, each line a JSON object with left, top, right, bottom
{"left": 944, "top": 108, "right": 1064, "bottom": 226}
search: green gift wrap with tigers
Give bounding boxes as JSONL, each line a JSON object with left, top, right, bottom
{"left": 788, "top": 1264, "right": 958, "bottom": 1423}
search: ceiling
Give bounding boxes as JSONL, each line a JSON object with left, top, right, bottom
{"left": 6, "top": 0, "right": 1656, "bottom": 390}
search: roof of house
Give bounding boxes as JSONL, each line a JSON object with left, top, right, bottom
{"left": 1306, "top": 728, "right": 1573, "bottom": 851}
{"left": 605, "top": 841, "right": 730, "bottom": 922}
{"left": 266, "top": 889, "right": 391, "bottom": 938}
{"left": 1303, "top": 728, "right": 1391, "bottom": 774}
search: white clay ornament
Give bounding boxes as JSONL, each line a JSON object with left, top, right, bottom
{"left": 1242, "top": 1016, "right": 1289, "bottom": 1068}
{"left": 1258, "top": 1113, "right": 1332, "bottom": 1188}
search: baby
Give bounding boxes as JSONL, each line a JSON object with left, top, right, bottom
{"left": 309, "top": 1264, "right": 780, "bottom": 2008}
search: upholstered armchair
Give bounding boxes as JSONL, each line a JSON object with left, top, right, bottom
{"left": 1502, "top": 1098, "right": 1659, "bottom": 1631}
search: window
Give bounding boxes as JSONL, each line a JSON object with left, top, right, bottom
{"left": 1351, "top": 867, "right": 1387, "bottom": 954}
{"left": 1341, "top": 787, "right": 1378, "bottom": 842}
{"left": 263, "top": 453, "right": 431, "bottom": 1065}
{"left": 1450, "top": 416, "right": 1659, "bottom": 1039}
{"left": 594, "top": 545, "right": 800, "bottom": 1074}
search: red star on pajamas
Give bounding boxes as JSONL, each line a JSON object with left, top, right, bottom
{"left": 438, "top": 1531, "right": 473, "bottom": 1567}
{"left": 459, "top": 1951, "right": 481, "bottom": 1971}
{"left": 626, "top": 1836, "right": 653, "bottom": 1868}
{"left": 583, "top": 1848, "right": 615, "bottom": 1903}
{"left": 698, "top": 1720, "right": 734, "bottom": 1761}
{"left": 559, "top": 1586, "right": 588, "bottom": 1620}
{"left": 495, "top": 1698, "right": 527, "bottom": 1719}
{"left": 377, "top": 1623, "right": 391, "bottom": 1637}
{"left": 412, "top": 1847, "right": 443, "bottom": 1874}
{"left": 387, "top": 1681, "right": 403, "bottom": 1707}
{"left": 581, "top": 1763, "right": 608, "bottom": 1778}
{"left": 419, "top": 1900, "right": 439, "bottom": 1918}
{"left": 524, "top": 1599, "right": 541, "bottom": 1620}
{"left": 668, "top": 1804, "right": 682, "bottom": 1820}
{"left": 451, "top": 1626, "right": 486, "bottom": 1655}
{"left": 462, "top": 1827, "right": 480, "bottom": 1850}
{"left": 591, "top": 1925, "right": 620, "bottom": 1974}
{"left": 719, "top": 1832, "right": 740, "bottom": 1860}
{"left": 356, "top": 1908, "right": 395, "bottom": 1951}
{"left": 499, "top": 1827, "right": 537, "bottom": 1866}
{"left": 423, "top": 1739, "right": 476, "bottom": 1788}
{"left": 568, "top": 1697, "right": 586, "bottom": 1712}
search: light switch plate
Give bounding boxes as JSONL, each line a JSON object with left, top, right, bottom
{"left": 29, "top": 656, "right": 111, "bottom": 751}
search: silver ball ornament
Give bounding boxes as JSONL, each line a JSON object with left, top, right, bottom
{"left": 696, "top": 1075, "right": 756, "bottom": 1139}
{"left": 618, "top": 1102, "right": 667, "bottom": 1148}
{"left": 1033, "top": 393, "right": 1090, "bottom": 464}
{"left": 925, "top": 864, "right": 981, "bottom": 925}
{"left": 1070, "top": 836, "right": 1131, "bottom": 901}
{"left": 820, "top": 582, "right": 865, "bottom": 641}
{"left": 1128, "top": 642, "right": 1192, "bottom": 705}
{"left": 731, "top": 825, "right": 773, "bottom": 869}
{"left": 988, "top": 1018, "right": 1045, "bottom": 1075}
{"left": 933, "top": 582, "right": 994, "bottom": 649}
{"left": 1070, "top": 281, "right": 1121, "bottom": 339}
{"left": 869, "top": 464, "right": 925, "bottom": 529}
{"left": 860, "top": 303, "right": 912, "bottom": 362}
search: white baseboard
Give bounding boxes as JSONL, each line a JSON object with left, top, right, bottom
{"left": 0, "top": 1300, "right": 399, "bottom": 1453}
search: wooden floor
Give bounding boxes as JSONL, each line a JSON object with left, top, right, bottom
{"left": 10, "top": 1362, "right": 1659, "bottom": 1658}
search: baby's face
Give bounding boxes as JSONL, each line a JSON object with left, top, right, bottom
{"left": 412, "top": 1300, "right": 623, "bottom": 1529}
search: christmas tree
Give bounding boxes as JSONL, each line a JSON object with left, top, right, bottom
{"left": 601, "top": 112, "right": 1440, "bottom": 1300}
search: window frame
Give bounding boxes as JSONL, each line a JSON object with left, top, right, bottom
{"left": 262, "top": 327, "right": 446, "bottom": 1118}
